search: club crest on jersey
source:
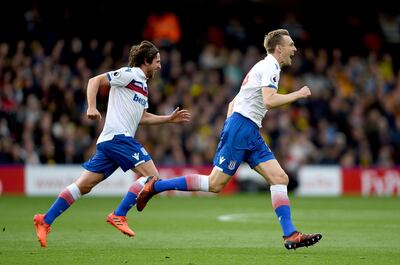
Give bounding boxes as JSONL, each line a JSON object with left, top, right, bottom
{"left": 228, "top": 160, "right": 236, "bottom": 170}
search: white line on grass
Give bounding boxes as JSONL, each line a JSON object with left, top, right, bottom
{"left": 217, "top": 213, "right": 274, "bottom": 223}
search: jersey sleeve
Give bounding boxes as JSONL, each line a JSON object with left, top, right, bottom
{"left": 106, "top": 67, "right": 132, "bottom": 87}
{"left": 260, "top": 63, "right": 280, "bottom": 89}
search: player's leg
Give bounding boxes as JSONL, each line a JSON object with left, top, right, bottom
{"left": 253, "top": 160, "right": 322, "bottom": 249}
{"left": 141, "top": 112, "right": 246, "bottom": 196}
{"left": 34, "top": 143, "right": 119, "bottom": 246}
{"left": 147, "top": 170, "right": 211, "bottom": 193}
{"left": 136, "top": 166, "right": 232, "bottom": 211}
{"left": 136, "top": 166, "right": 236, "bottom": 211}
{"left": 253, "top": 160, "right": 296, "bottom": 236}
{"left": 135, "top": 170, "right": 211, "bottom": 211}
{"left": 102, "top": 135, "right": 154, "bottom": 236}
{"left": 47, "top": 170, "right": 104, "bottom": 224}
{"left": 136, "top": 113, "right": 245, "bottom": 211}
{"left": 112, "top": 160, "right": 158, "bottom": 217}
{"left": 34, "top": 170, "right": 104, "bottom": 247}
{"left": 148, "top": 166, "right": 232, "bottom": 194}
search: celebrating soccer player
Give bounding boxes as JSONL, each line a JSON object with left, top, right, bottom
{"left": 136, "top": 29, "right": 322, "bottom": 250}
{"left": 33, "top": 40, "right": 191, "bottom": 247}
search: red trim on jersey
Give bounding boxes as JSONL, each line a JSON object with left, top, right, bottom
{"left": 126, "top": 83, "right": 148, "bottom": 97}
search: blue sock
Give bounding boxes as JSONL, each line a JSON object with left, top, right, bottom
{"left": 154, "top": 177, "right": 187, "bottom": 193}
{"left": 114, "top": 191, "right": 137, "bottom": 216}
{"left": 44, "top": 198, "right": 70, "bottom": 225}
{"left": 275, "top": 205, "right": 296, "bottom": 237}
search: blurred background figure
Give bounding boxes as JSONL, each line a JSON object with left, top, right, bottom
{"left": 143, "top": 3, "right": 181, "bottom": 49}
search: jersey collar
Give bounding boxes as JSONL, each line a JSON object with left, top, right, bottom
{"left": 266, "top": 54, "right": 281, "bottom": 71}
{"left": 136, "top": 67, "right": 148, "bottom": 81}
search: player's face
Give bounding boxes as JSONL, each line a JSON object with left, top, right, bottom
{"left": 146, "top": 53, "right": 161, "bottom": 79}
{"left": 280, "top": 36, "right": 297, "bottom": 66}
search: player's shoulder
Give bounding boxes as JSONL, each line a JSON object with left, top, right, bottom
{"left": 251, "top": 56, "right": 278, "bottom": 77}
{"left": 263, "top": 55, "right": 280, "bottom": 70}
{"left": 251, "top": 58, "right": 275, "bottom": 73}
{"left": 117, "top": 66, "right": 135, "bottom": 75}
{"left": 106, "top": 67, "right": 136, "bottom": 86}
{"left": 121, "top": 67, "right": 147, "bottom": 80}
{"left": 111, "top": 67, "right": 143, "bottom": 79}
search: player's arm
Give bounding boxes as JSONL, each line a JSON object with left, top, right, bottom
{"left": 262, "top": 86, "right": 311, "bottom": 109}
{"left": 86, "top": 74, "right": 109, "bottom": 120}
{"left": 140, "top": 107, "right": 191, "bottom": 125}
{"left": 226, "top": 96, "right": 236, "bottom": 118}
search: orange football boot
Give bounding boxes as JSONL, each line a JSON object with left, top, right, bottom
{"left": 136, "top": 176, "right": 159, "bottom": 211}
{"left": 106, "top": 213, "right": 135, "bottom": 237}
{"left": 284, "top": 231, "right": 322, "bottom": 250}
{"left": 33, "top": 214, "right": 51, "bottom": 247}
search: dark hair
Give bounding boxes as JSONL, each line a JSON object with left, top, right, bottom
{"left": 263, "top": 29, "right": 290, "bottom": 54}
{"left": 128, "top": 40, "right": 159, "bottom": 67}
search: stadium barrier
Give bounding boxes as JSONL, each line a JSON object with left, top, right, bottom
{"left": 0, "top": 165, "right": 399, "bottom": 196}
{"left": 0, "top": 165, "right": 237, "bottom": 196}
{"left": 297, "top": 166, "right": 400, "bottom": 196}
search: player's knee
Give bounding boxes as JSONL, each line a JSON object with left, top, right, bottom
{"left": 78, "top": 184, "right": 92, "bottom": 195}
{"left": 270, "top": 172, "right": 289, "bottom": 185}
{"left": 208, "top": 171, "right": 229, "bottom": 193}
{"left": 208, "top": 179, "right": 224, "bottom": 193}
{"left": 209, "top": 184, "right": 223, "bottom": 193}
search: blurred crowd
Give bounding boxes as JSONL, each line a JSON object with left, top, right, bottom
{"left": 0, "top": 1, "right": 399, "bottom": 175}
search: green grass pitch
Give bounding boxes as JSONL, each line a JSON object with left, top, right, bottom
{"left": 0, "top": 194, "right": 399, "bottom": 264}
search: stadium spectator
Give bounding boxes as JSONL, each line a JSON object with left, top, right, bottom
{"left": 135, "top": 29, "right": 322, "bottom": 250}
{"left": 33, "top": 40, "right": 191, "bottom": 247}
{"left": 143, "top": 7, "right": 181, "bottom": 49}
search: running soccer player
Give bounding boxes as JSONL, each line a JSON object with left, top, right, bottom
{"left": 33, "top": 40, "right": 191, "bottom": 247}
{"left": 136, "top": 29, "right": 322, "bottom": 250}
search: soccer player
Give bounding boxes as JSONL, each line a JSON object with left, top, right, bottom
{"left": 136, "top": 29, "right": 322, "bottom": 250}
{"left": 33, "top": 40, "right": 191, "bottom": 247}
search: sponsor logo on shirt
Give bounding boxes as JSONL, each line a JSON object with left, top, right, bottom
{"left": 133, "top": 93, "right": 147, "bottom": 106}
{"left": 132, "top": 153, "right": 140, "bottom": 160}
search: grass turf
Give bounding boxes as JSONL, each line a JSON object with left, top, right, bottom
{"left": 0, "top": 194, "right": 399, "bottom": 264}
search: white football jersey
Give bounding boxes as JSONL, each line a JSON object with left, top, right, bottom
{"left": 97, "top": 67, "right": 149, "bottom": 144}
{"left": 233, "top": 54, "right": 281, "bottom": 127}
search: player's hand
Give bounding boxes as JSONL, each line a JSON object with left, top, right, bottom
{"left": 87, "top": 107, "right": 102, "bottom": 120}
{"left": 169, "top": 107, "right": 191, "bottom": 123}
{"left": 297, "top": 86, "right": 311, "bottom": 99}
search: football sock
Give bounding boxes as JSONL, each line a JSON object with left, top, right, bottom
{"left": 44, "top": 183, "right": 81, "bottom": 225}
{"left": 154, "top": 174, "right": 209, "bottom": 193}
{"left": 270, "top": 184, "right": 296, "bottom": 237}
{"left": 114, "top": 177, "right": 146, "bottom": 216}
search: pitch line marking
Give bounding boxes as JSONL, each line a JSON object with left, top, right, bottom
{"left": 217, "top": 213, "right": 273, "bottom": 223}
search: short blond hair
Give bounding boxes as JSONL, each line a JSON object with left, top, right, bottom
{"left": 263, "top": 29, "right": 290, "bottom": 54}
